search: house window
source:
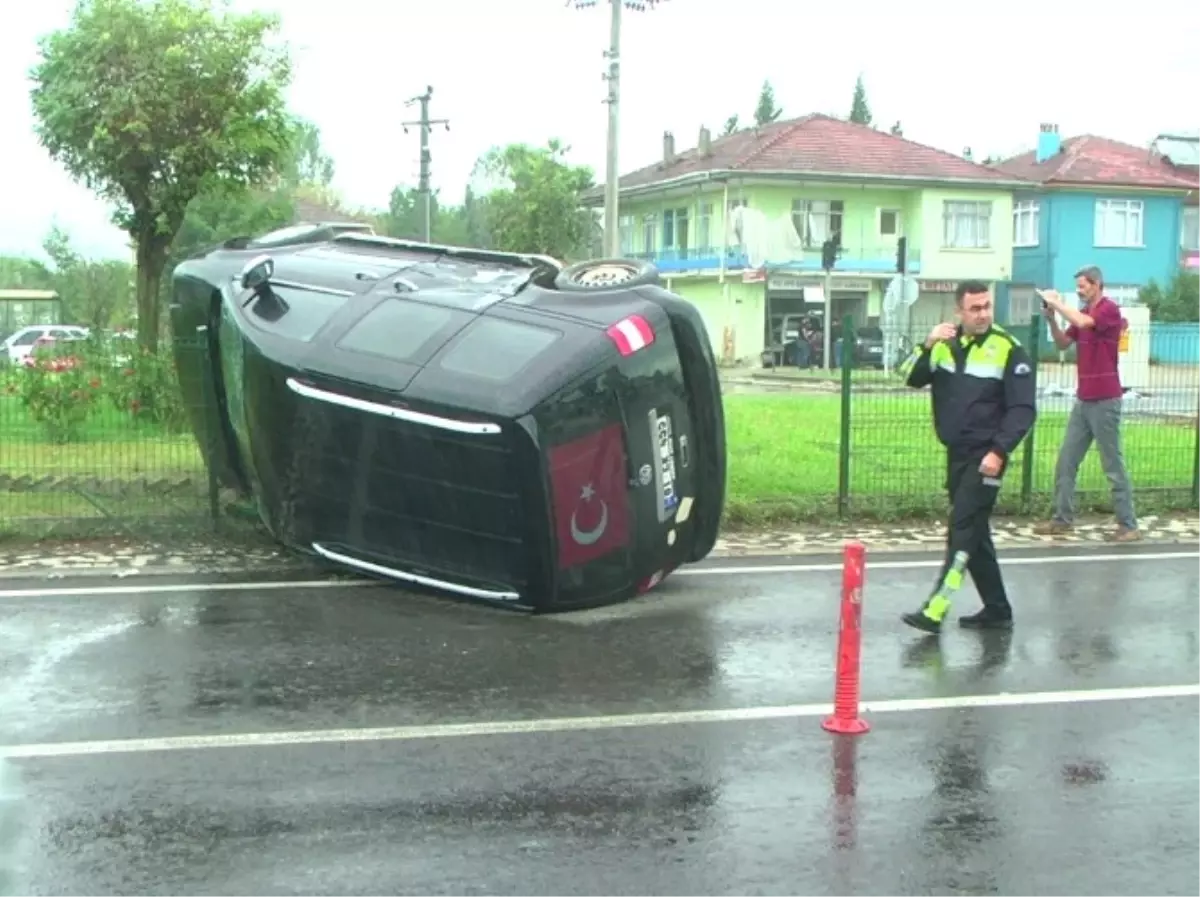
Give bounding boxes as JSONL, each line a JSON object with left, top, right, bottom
{"left": 1013, "top": 200, "right": 1039, "bottom": 247}
{"left": 617, "top": 215, "right": 634, "bottom": 255}
{"left": 1011, "top": 294, "right": 1033, "bottom": 324}
{"left": 1094, "top": 199, "right": 1144, "bottom": 248}
{"left": 663, "top": 207, "right": 689, "bottom": 253}
{"left": 942, "top": 201, "right": 992, "bottom": 249}
{"left": 879, "top": 209, "right": 901, "bottom": 237}
{"left": 642, "top": 214, "right": 658, "bottom": 254}
{"left": 791, "top": 199, "right": 844, "bottom": 248}
{"left": 697, "top": 202, "right": 713, "bottom": 249}
{"left": 1182, "top": 206, "right": 1199, "bottom": 251}
{"left": 1105, "top": 285, "right": 1142, "bottom": 307}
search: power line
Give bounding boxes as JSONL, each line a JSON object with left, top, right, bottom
{"left": 401, "top": 86, "right": 450, "bottom": 242}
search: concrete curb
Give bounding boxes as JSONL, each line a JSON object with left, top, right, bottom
{"left": 1, "top": 521, "right": 1195, "bottom": 583}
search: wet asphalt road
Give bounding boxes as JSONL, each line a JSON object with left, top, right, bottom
{"left": 2, "top": 545, "right": 1198, "bottom": 895}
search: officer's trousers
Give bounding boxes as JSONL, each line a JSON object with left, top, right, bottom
{"left": 931, "top": 454, "right": 1012, "bottom": 614}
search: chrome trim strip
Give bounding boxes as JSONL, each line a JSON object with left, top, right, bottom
{"left": 312, "top": 542, "right": 521, "bottom": 603}
{"left": 270, "top": 278, "right": 356, "bottom": 297}
{"left": 285, "top": 377, "right": 501, "bottom": 435}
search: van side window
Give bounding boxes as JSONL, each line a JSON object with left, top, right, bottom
{"left": 439, "top": 317, "right": 561, "bottom": 381}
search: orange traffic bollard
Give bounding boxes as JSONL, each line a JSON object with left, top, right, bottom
{"left": 822, "top": 541, "right": 870, "bottom": 735}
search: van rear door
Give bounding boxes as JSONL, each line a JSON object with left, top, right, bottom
{"left": 608, "top": 320, "right": 699, "bottom": 591}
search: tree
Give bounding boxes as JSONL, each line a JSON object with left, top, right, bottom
{"left": 753, "top": 81, "right": 781, "bottom": 127}
{"left": 721, "top": 114, "right": 740, "bottom": 137}
{"left": 849, "top": 75, "right": 872, "bottom": 126}
{"left": 41, "top": 225, "right": 136, "bottom": 332}
{"left": 161, "top": 118, "right": 342, "bottom": 310}
{"left": 471, "top": 140, "right": 594, "bottom": 260}
{"left": 381, "top": 186, "right": 475, "bottom": 246}
{"left": 29, "top": 0, "right": 294, "bottom": 352}
{"left": 281, "top": 119, "right": 335, "bottom": 189}
{"left": 1140, "top": 271, "right": 1199, "bottom": 323}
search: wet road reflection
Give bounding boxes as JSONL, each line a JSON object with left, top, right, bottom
{"left": 1, "top": 552, "right": 1197, "bottom": 894}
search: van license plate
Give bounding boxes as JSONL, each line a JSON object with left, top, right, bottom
{"left": 649, "top": 409, "right": 679, "bottom": 521}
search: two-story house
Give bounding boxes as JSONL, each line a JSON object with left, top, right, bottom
{"left": 580, "top": 114, "right": 1027, "bottom": 365}
{"left": 1151, "top": 132, "right": 1200, "bottom": 272}
{"left": 995, "top": 125, "right": 1196, "bottom": 309}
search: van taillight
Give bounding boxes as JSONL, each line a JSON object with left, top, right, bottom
{"left": 605, "top": 315, "right": 655, "bottom": 357}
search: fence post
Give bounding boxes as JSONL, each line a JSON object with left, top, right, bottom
{"left": 837, "top": 314, "right": 855, "bottom": 519}
{"left": 1193, "top": 379, "right": 1199, "bottom": 509}
{"left": 1020, "top": 316, "right": 1040, "bottom": 510}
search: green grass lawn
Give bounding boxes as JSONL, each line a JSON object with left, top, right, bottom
{"left": 724, "top": 393, "right": 1197, "bottom": 521}
{"left": 2, "top": 391, "right": 1196, "bottom": 528}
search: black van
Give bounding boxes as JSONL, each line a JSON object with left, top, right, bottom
{"left": 170, "top": 226, "right": 726, "bottom": 611}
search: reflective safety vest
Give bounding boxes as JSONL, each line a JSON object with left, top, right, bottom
{"left": 899, "top": 325, "right": 1037, "bottom": 459}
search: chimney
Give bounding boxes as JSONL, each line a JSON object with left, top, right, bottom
{"left": 663, "top": 131, "right": 676, "bottom": 164}
{"left": 698, "top": 125, "right": 711, "bottom": 156}
{"left": 1036, "top": 123, "right": 1061, "bottom": 163}
{"left": 963, "top": 147, "right": 973, "bottom": 162}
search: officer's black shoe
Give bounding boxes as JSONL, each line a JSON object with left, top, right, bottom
{"left": 958, "top": 608, "right": 1013, "bottom": 630}
{"left": 901, "top": 610, "right": 942, "bottom": 635}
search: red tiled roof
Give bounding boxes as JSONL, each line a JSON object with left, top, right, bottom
{"left": 291, "top": 194, "right": 372, "bottom": 225}
{"left": 994, "top": 136, "right": 1198, "bottom": 190}
{"left": 609, "top": 114, "right": 1023, "bottom": 192}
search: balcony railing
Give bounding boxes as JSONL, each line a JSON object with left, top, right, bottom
{"left": 625, "top": 244, "right": 921, "bottom": 275}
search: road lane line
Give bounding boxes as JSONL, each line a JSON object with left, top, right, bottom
{"left": 673, "top": 550, "right": 1200, "bottom": 577}
{"left": 1, "top": 550, "right": 1196, "bottom": 600}
{"left": 4, "top": 683, "right": 1197, "bottom": 760}
{"left": 0, "top": 578, "right": 376, "bottom": 600}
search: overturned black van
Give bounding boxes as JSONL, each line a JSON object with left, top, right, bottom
{"left": 170, "top": 224, "right": 726, "bottom": 612}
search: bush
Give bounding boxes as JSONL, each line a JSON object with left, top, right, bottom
{"left": 15, "top": 343, "right": 101, "bottom": 443}
{"left": 102, "top": 342, "right": 189, "bottom": 433}
{"left": 7, "top": 335, "right": 189, "bottom": 443}
{"left": 1140, "top": 271, "right": 1200, "bottom": 323}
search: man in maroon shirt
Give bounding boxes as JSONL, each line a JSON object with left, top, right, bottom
{"left": 1034, "top": 265, "right": 1140, "bottom": 542}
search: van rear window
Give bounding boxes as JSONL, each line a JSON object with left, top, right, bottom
{"left": 439, "top": 317, "right": 561, "bottom": 381}
{"left": 337, "top": 299, "right": 469, "bottom": 361}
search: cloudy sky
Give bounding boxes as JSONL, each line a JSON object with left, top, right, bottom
{"left": 1, "top": 0, "right": 1196, "bottom": 262}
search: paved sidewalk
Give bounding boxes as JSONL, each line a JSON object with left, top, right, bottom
{"left": 716, "top": 513, "right": 1199, "bottom": 556}
{"left": 0, "top": 514, "right": 1195, "bottom": 578}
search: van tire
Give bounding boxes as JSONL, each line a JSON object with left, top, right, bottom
{"left": 553, "top": 259, "right": 660, "bottom": 292}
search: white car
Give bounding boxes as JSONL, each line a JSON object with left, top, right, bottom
{"left": 2, "top": 325, "right": 89, "bottom": 365}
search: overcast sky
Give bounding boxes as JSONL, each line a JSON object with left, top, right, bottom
{"left": 2, "top": 0, "right": 1196, "bottom": 262}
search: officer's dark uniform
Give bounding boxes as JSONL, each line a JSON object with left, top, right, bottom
{"left": 898, "top": 323, "right": 1037, "bottom": 631}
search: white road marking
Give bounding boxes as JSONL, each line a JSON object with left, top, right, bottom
{"left": 3, "top": 683, "right": 1196, "bottom": 760}
{"left": 672, "top": 550, "right": 1200, "bottom": 577}
{"left": 0, "top": 578, "right": 376, "bottom": 600}
{"left": 0, "top": 550, "right": 1194, "bottom": 601}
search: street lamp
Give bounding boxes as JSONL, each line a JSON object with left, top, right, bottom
{"left": 569, "top": 0, "right": 667, "bottom": 258}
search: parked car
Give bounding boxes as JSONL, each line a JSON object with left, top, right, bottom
{"left": 169, "top": 224, "right": 727, "bottom": 612}
{"left": 2, "top": 324, "right": 88, "bottom": 365}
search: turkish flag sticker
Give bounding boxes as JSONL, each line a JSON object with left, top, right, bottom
{"left": 548, "top": 424, "right": 631, "bottom": 569}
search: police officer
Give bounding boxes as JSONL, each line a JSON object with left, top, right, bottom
{"left": 898, "top": 280, "right": 1037, "bottom": 633}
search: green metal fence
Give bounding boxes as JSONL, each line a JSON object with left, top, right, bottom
{"left": 0, "top": 319, "right": 1197, "bottom": 541}
{"left": 836, "top": 314, "right": 1200, "bottom": 520}
{"left": 0, "top": 334, "right": 217, "bottom": 540}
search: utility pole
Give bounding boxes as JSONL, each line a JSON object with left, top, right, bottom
{"left": 602, "top": 0, "right": 621, "bottom": 258}
{"left": 571, "top": 1, "right": 666, "bottom": 258}
{"left": 401, "top": 85, "right": 450, "bottom": 243}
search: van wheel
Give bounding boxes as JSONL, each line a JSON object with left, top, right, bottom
{"left": 553, "top": 258, "right": 659, "bottom": 292}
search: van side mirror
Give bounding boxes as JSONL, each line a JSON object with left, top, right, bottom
{"left": 239, "top": 255, "right": 274, "bottom": 291}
